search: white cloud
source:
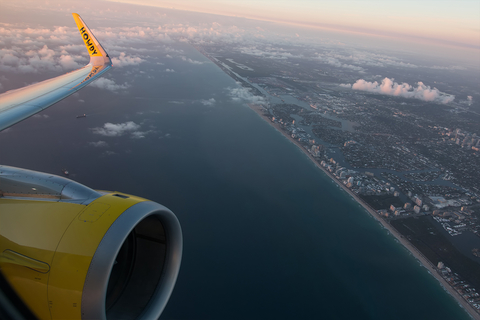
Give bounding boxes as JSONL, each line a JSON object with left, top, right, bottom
{"left": 131, "top": 131, "right": 152, "bottom": 139}
{"left": 181, "top": 56, "right": 204, "bottom": 65}
{"left": 91, "top": 121, "right": 140, "bottom": 137}
{"left": 58, "top": 55, "right": 81, "bottom": 69}
{"left": 320, "top": 50, "right": 419, "bottom": 70}
{"left": 112, "top": 52, "right": 144, "bottom": 67}
{"left": 200, "top": 98, "right": 216, "bottom": 106}
{"left": 90, "top": 78, "right": 129, "bottom": 91}
{"left": 430, "top": 65, "right": 466, "bottom": 71}
{"left": 59, "top": 44, "right": 85, "bottom": 55}
{"left": 165, "top": 68, "right": 175, "bottom": 72}
{"left": 1, "top": 52, "right": 19, "bottom": 65}
{"left": 315, "top": 54, "right": 365, "bottom": 72}
{"left": 228, "top": 85, "right": 266, "bottom": 105}
{"left": 89, "top": 140, "right": 109, "bottom": 147}
{"left": 346, "top": 77, "right": 455, "bottom": 104}
{"left": 239, "top": 46, "right": 299, "bottom": 60}
{"left": 102, "top": 150, "right": 117, "bottom": 156}
{"left": 0, "top": 44, "right": 85, "bottom": 73}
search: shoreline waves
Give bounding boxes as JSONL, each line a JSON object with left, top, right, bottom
{"left": 247, "top": 103, "right": 480, "bottom": 320}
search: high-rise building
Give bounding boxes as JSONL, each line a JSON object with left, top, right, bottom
{"left": 311, "top": 145, "right": 321, "bottom": 157}
{"left": 415, "top": 197, "right": 423, "bottom": 207}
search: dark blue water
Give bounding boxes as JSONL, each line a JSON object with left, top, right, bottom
{"left": 0, "top": 44, "right": 471, "bottom": 320}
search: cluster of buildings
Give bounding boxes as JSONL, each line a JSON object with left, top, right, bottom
{"left": 442, "top": 128, "right": 480, "bottom": 151}
{"left": 270, "top": 116, "right": 324, "bottom": 156}
{"left": 383, "top": 201, "right": 429, "bottom": 218}
{"left": 297, "top": 91, "right": 480, "bottom": 197}
{"left": 318, "top": 157, "right": 397, "bottom": 194}
{"left": 433, "top": 216, "right": 463, "bottom": 236}
{"left": 432, "top": 206, "right": 477, "bottom": 237}
{"left": 287, "top": 126, "right": 312, "bottom": 144}
{"left": 437, "top": 262, "right": 480, "bottom": 310}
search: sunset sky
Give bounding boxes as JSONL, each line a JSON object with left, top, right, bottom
{"left": 0, "top": 0, "right": 478, "bottom": 68}
{"left": 108, "top": 0, "right": 480, "bottom": 49}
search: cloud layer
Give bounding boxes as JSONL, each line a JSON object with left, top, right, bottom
{"left": 341, "top": 77, "right": 455, "bottom": 104}
{"left": 112, "top": 52, "right": 144, "bottom": 67}
{"left": 90, "top": 78, "right": 129, "bottom": 91}
{"left": 200, "top": 98, "right": 216, "bottom": 106}
{"left": 228, "top": 86, "right": 267, "bottom": 105}
{"left": 89, "top": 140, "right": 109, "bottom": 147}
{"left": 91, "top": 121, "right": 140, "bottom": 137}
{"left": 0, "top": 44, "right": 85, "bottom": 73}
{"left": 91, "top": 121, "right": 154, "bottom": 139}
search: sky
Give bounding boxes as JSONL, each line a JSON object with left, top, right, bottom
{"left": 108, "top": 0, "right": 480, "bottom": 50}
{"left": 0, "top": 0, "right": 479, "bottom": 97}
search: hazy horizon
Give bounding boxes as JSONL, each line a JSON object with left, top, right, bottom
{"left": 107, "top": 0, "right": 480, "bottom": 50}
{"left": 0, "top": 0, "right": 479, "bottom": 66}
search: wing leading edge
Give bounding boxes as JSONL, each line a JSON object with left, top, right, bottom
{"left": 0, "top": 13, "right": 112, "bottom": 131}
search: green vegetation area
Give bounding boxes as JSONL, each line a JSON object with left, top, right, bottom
{"left": 391, "top": 216, "right": 480, "bottom": 289}
{"left": 360, "top": 194, "right": 404, "bottom": 210}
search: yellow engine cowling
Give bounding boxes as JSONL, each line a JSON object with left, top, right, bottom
{"left": 0, "top": 166, "right": 182, "bottom": 319}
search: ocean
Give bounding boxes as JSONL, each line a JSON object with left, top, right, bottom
{"left": 0, "top": 43, "right": 471, "bottom": 320}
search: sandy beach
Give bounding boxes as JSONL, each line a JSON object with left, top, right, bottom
{"left": 248, "top": 103, "right": 480, "bottom": 320}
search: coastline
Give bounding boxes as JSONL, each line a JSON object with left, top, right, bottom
{"left": 248, "top": 103, "right": 480, "bottom": 320}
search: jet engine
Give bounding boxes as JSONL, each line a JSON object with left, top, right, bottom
{"left": 0, "top": 165, "right": 182, "bottom": 320}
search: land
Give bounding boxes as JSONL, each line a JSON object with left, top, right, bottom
{"left": 248, "top": 102, "right": 480, "bottom": 319}
{"left": 193, "top": 41, "right": 480, "bottom": 318}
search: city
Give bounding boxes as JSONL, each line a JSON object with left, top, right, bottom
{"left": 195, "top": 39, "right": 480, "bottom": 315}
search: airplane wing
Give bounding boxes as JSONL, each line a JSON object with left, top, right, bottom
{"left": 0, "top": 13, "right": 112, "bottom": 131}
{"left": 0, "top": 14, "right": 182, "bottom": 320}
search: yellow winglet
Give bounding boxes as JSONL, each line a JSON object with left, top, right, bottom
{"left": 72, "top": 13, "right": 111, "bottom": 66}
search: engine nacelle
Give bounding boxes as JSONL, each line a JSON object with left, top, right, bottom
{"left": 0, "top": 166, "right": 182, "bottom": 319}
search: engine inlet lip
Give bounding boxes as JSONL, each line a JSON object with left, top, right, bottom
{"left": 81, "top": 201, "right": 183, "bottom": 320}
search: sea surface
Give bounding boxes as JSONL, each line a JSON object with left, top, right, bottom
{"left": 0, "top": 43, "right": 472, "bottom": 320}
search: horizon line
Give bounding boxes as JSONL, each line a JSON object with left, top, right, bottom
{"left": 106, "top": 0, "right": 480, "bottom": 52}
